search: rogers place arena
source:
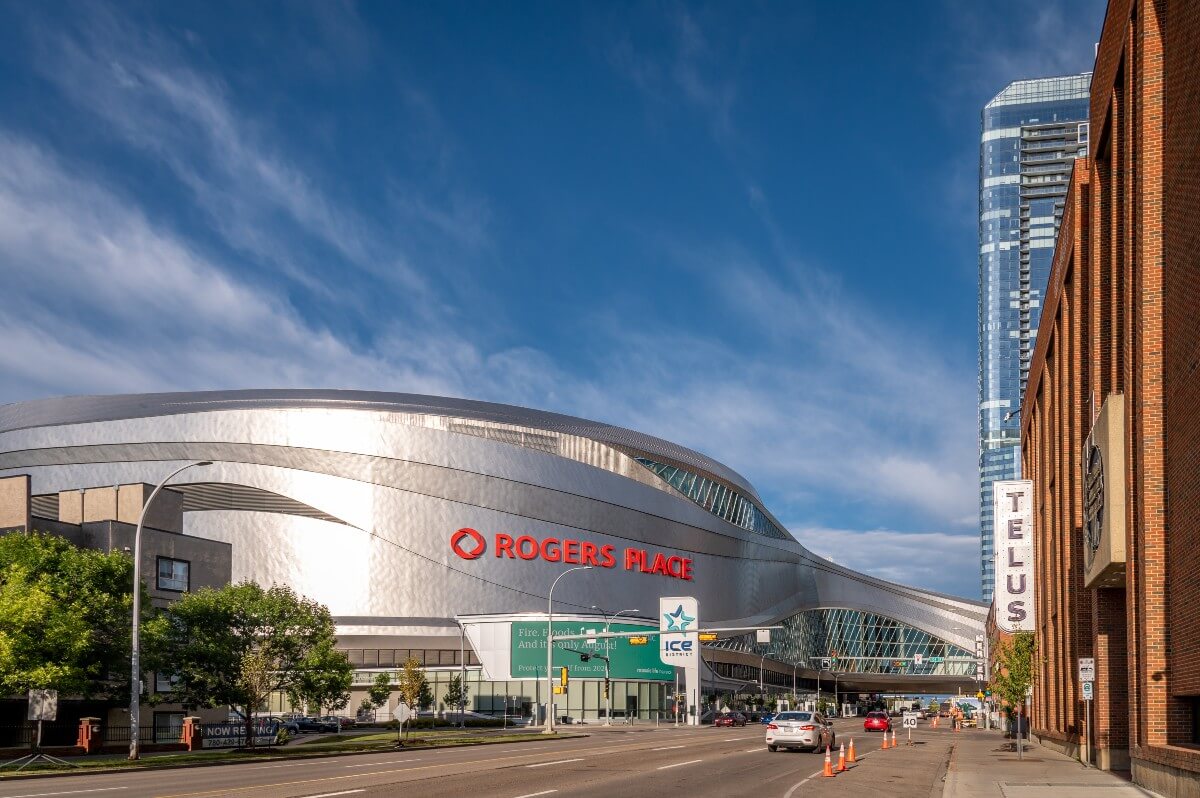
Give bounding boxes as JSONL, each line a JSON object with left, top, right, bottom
{"left": 0, "top": 390, "right": 986, "bottom": 721}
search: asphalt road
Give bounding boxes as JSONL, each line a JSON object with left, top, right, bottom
{"left": 0, "top": 720, "right": 963, "bottom": 798}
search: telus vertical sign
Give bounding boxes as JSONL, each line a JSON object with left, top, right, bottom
{"left": 993, "top": 480, "right": 1035, "bottom": 632}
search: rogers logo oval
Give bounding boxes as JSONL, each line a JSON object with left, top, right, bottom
{"left": 450, "top": 527, "right": 487, "bottom": 560}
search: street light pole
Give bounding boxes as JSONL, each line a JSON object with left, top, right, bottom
{"left": 129, "top": 460, "right": 212, "bottom": 761}
{"left": 834, "top": 672, "right": 840, "bottom": 717}
{"left": 595, "top": 607, "right": 638, "bottom": 726}
{"left": 544, "top": 565, "right": 592, "bottom": 734}
{"left": 759, "top": 651, "right": 776, "bottom": 708}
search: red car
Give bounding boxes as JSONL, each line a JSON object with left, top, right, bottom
{"left": 863, "top": 711, "right": 892, "bottom": 732}
{"left": 713, "top": 712, "right": 748, "bottom": 728}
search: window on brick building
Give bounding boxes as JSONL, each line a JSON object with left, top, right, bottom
{"left": 1191, "top": 698, "right": 1200, "bottom": 745}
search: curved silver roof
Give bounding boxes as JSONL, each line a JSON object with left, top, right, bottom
{"left": 0, "top": 390, "right": 761, "bottom": 501}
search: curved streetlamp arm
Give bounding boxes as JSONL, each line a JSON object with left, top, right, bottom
{"left": 129, "top": 460, "right": 212, "bottom": 761}
{"left": 544, "top": 565, "right": 591, "bottom": 734}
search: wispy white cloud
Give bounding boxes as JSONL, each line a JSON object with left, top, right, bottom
{"left": 0, "top": 4, "right": 984, "bottom": 599}
{"left": 943, "top": 0, "right": 1105, "bottom": 97}
{"left": 26, "top": 5, "right": 484, "bottom": 305}
{"left": 791, "top": 526, "right": 980, "bottom": 597}
{"left": 609, "top": 4, "right": 738, "bottom": 141}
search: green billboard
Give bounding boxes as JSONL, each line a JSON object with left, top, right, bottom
{"left": 510, "top": 621, "right": 673, "bottom": 681}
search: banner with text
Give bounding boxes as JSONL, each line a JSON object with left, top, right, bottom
{"left": 510, "top": 621, "right": 673, "bottom": 680}
{"left": 993, "top": 479, "right": 1035, "bottom": 632}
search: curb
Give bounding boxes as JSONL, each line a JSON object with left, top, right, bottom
{"left": 931, "top": 742, "right": 956, "bottom": 798}
{"left": 0, "top": 732, "right": 587, "bottom": 782}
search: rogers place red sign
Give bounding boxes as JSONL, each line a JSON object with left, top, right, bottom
{"left": 450, "top": 528, "right": 693, "bottom": 581}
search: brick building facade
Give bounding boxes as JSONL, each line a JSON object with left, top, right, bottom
{"left": 1019, "top": 1, "right": 1200, "bottom": 795}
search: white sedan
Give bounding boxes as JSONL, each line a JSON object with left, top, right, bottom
{"left": 765, "top": 711, "right": 835, "bottom": 752}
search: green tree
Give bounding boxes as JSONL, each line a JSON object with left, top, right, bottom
{"left": 418, "top": 680, "right": 434, "bottom": 712}
{"left": 0, "top": 532, "right": 141, "bottom": 699}
{"left": 238, "top": 650, "right": 275, "bottom": 724}
{"left": 395, "top": 657, "right": 426, "bottom": 739}
{"left": 990, "top": 633, "right": 1036, "bottom": 730}
{"left": 442, "top": 674, "right": 469, "bottom": 717}
{"left": 143, "top": 582, "right": 344, "bottom": 747}
{"left": 366, "top": 671, "right": 392, "bottom": 717}
{"left": 287, "top": 644, "right": 353, "bottom": 720}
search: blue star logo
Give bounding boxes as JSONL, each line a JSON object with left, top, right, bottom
{"left": 663, "top": 604, "right": 695, "bottom": 631}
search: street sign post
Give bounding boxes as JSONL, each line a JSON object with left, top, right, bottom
{"left": 1078, "top": 662, "right": 1095, "bottom": 769}
{"left": 903, "top": 711, "right": 917, "bottom": 746}
{"left": 2, "top": 690, "right": 73, "bottom": 771}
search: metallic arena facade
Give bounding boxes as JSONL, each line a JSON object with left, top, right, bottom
{"left": 0, "top": 390, "right": 985, "bottom": 719}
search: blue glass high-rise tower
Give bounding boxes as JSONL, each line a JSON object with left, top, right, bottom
{"left": 978, "top": 74, "right": 1090, "bottom": 602}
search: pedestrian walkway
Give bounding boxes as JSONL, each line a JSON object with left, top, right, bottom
{"left": 942, "top": 729, "right": 1163, "bottom": 797}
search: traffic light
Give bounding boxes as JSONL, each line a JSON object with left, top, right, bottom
{"left": 603, "top": 678, "right": 610, "bottom": 699}
{"left": 560, "top": 666, "right": 569, "bottom": 687}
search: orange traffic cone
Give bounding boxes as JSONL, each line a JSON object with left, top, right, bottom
{"left": 892, "top": 729, "right": 898, "bottom": 749}
{"left": 933, "top": 716, "right": 938, "bottom": 729}
{"left": 847, "top": 737, "right": 857, "bottom": 763}
{"left": 881, "top": 730, "right": 889, "bottom": 750}
{"left": 837, "top": 742, "right": 846, "bottom": 772}
{"left": 822, "top": 745, "right": 835, "bottom": 777}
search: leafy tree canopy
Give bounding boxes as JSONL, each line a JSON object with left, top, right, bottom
{"left": 287, "top": 643, "right": 353, "bottom": 716}
{"left": 395, "top": 657, "right": 427, "bottom": 737}
{"left": 367, "top": 671, "right": 392, "bottom": 710}
{"left": 0, "top": 532, "right": 137, "bottom": 698}
{"left": 990, "top": 632, "right": 1037, "bottom": 714}
{"left": 143, "top": 582, "right": 343, "bottom": 733}
{"left": 442, "top": 674, "right": 469, "bottom": 712}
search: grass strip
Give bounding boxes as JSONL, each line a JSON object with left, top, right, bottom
{"left": 0, "top": 731, "right": 579, "bottom": 779}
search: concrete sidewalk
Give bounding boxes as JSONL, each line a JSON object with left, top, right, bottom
{"left": 942, "top": 729, "right": 1163, "bottom": 798}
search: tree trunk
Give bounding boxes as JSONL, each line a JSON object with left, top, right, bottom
{"left": 244, "top": 705, "right": 255, "bottom": 749}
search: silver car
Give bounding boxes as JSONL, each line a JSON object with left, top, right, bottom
{"left": 765, "top": 711, "right": 835, "bottom": 752}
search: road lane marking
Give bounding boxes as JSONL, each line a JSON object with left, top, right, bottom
{"left": 656, "top": 759, "right": 702, "bottom": 770}
{"left": 343, "top": 759, "right": 420, "bottom": 768}
{"left": 305, "top": 792, "right": 365, "bottom": 798}
{"left": 513, "top": 792, "right": 558, "bottom": 798}
{"left": 525, "top": 758, "right": 584, "bottom": 768}
{"left": 745, "top": 747, "right": 765, "bottom": 752}
{"left": 2, "top": 791, "right": 128, "bottom": 798}
{"left": 781, "top": 749, "right": 874, "bottom": 797}
{"left": 651, "top": 745, "right": 685, "bottom": 751}
{"left": 155, "top": 737, "right": 685, "bottom": 798}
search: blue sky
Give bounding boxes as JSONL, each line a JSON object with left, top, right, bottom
{"left": 0, "top": 1, "right": 1105, "bottom": 598}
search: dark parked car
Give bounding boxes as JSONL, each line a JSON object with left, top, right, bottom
{"left": 713, "top": 712, "right": 748, "bottom": 728}
{"left": 262, "top": 716, "right": 300, "bottom": 734}
{"left": 295, "top": 716, "right": 338, "bottom": 733}
{"left": 320, "top": 715, "right": 355, "bottom": 730}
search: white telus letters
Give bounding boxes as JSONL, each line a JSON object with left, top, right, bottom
{"left": 993, "top": 480, "right": 1035, "bottom": 632}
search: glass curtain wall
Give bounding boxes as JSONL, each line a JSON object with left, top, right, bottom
{"left": 978, "top": 73, "right": 1090, "bottom": 601}
{"left": 709, "top": 608, "right": 975, "bottom": 678}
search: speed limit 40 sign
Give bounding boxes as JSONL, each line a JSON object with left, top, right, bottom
{"left": 902, "top": 712, "right": 918, "bottom": 729}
